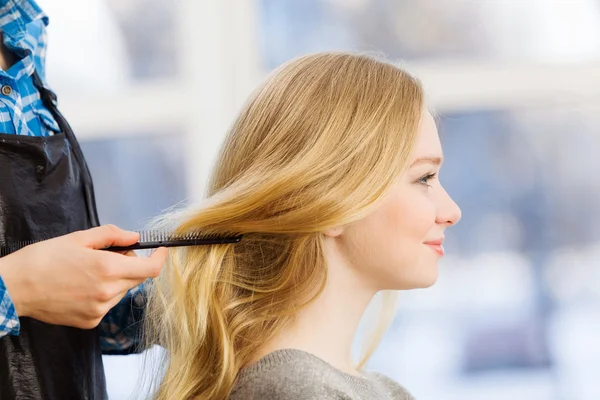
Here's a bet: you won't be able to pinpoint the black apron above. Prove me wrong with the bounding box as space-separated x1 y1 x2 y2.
0 73 106 400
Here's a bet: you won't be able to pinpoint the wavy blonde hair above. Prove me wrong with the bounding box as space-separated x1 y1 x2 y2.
143 52 423 400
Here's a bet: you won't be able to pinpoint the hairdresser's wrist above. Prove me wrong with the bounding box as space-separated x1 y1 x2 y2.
0 254 30 318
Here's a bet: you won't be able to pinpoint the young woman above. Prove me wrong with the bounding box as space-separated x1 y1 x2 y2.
144 52 461 399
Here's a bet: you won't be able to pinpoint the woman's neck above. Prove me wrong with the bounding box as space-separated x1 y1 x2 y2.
255 240 375 375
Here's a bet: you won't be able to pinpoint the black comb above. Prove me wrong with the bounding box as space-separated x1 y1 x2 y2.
0 230 242 257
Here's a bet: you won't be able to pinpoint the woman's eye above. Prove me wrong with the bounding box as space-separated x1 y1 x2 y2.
418 173 437 186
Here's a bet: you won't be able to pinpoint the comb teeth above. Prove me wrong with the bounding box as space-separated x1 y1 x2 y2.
137 230 209 243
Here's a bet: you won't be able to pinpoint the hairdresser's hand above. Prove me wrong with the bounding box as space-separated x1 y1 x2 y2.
0 224 168 329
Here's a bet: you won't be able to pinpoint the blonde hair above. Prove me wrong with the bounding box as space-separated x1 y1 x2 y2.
144 52 423 400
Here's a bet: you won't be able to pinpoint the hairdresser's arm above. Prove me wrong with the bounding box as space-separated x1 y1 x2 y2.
0 225 167 337
99 282 149 354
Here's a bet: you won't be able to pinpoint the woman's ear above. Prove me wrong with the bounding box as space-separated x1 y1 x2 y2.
323 226 344 238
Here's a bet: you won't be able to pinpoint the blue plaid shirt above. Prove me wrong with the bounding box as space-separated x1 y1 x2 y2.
0 0 146 354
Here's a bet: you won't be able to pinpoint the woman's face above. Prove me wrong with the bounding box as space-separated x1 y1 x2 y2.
335 111 461 291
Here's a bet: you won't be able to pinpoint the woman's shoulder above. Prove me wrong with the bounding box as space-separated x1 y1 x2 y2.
368 371 415 400
230 349 414 400
230 349 349 399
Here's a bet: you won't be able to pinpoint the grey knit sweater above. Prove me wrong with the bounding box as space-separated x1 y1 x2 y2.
229 349 415 400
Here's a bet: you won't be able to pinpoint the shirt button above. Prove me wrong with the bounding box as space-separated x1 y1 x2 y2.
1 85 12 96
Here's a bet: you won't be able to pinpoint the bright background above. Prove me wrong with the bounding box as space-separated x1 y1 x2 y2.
36 0 600 399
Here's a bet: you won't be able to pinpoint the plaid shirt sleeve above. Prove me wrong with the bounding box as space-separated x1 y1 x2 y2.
99 282 149 355
0 275 20 338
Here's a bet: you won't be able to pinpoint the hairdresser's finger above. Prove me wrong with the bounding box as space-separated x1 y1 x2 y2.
86 286 137 326
72 224 140 249
114 247 168 280
115 250 137 257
